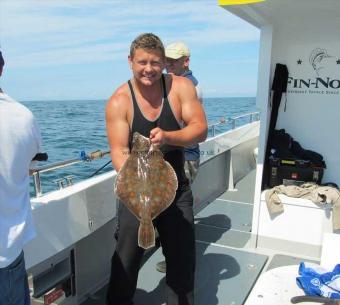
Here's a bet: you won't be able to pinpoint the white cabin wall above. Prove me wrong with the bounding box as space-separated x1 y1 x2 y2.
270 20 340 184
252 10 340 254
220 0 340 256
251 25 273 244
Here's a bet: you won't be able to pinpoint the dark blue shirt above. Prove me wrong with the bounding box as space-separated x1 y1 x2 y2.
182 70 201 161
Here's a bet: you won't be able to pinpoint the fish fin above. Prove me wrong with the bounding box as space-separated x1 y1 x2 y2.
138 220 155 249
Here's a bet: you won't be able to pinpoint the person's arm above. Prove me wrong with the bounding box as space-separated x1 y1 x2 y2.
150 77 207 147
106 89 130 172
29 114 43 176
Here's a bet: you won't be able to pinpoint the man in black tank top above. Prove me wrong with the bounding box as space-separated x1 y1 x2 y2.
105 33 207 305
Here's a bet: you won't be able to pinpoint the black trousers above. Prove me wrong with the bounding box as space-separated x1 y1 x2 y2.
107 188 195 305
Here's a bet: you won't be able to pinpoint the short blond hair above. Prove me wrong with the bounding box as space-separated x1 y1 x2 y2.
130 33 165 58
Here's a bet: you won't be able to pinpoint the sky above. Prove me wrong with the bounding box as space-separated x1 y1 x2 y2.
0 0 260 101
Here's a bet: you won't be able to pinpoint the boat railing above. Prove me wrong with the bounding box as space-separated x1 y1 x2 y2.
31 111 260 197
208 111 259 137
31 150 110 197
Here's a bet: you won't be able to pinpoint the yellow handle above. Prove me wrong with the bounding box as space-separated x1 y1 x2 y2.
218 0 265 5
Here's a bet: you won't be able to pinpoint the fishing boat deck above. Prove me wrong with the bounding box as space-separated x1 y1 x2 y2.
80 166 321 305
82 169 271 305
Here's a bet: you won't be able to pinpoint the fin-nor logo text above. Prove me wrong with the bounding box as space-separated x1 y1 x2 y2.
288 47 340 95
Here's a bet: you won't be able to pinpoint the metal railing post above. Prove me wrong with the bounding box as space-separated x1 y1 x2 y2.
33 171 42 197
231 119 236 129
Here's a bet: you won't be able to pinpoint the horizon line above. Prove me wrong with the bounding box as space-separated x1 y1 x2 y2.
20 96 256 103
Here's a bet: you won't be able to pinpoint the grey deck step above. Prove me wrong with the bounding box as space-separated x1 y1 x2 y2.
267 254 319 271
195 199 252 232
134 242 267 305
195 224 251 248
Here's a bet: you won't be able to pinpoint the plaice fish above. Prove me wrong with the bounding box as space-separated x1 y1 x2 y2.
114 132 178 249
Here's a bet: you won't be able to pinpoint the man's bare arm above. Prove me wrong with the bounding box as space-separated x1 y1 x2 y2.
106 90 130 172
150 77 207 147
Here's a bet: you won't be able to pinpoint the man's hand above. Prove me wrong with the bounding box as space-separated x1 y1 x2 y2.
150 127 168 147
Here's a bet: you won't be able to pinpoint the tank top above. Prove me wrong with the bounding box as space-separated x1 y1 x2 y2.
127 74 189 188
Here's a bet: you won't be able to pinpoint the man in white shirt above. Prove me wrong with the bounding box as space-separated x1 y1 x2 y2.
0 51 42 305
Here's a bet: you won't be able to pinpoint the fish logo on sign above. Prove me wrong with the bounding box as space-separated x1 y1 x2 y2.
309 48 332 76
288 47 340 94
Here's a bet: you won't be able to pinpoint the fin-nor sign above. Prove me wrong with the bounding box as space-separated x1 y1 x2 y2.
288 47 340 95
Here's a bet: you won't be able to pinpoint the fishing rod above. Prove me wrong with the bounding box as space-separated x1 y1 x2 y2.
31 150 110 174
88 160 112 178
31 149 110 197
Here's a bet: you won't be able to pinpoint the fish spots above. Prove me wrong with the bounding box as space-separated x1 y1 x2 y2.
114 132 178 249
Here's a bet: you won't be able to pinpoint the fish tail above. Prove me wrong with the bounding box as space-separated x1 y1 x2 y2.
138 218 155 249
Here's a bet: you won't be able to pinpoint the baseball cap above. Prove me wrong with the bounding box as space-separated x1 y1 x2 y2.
165 42 190 59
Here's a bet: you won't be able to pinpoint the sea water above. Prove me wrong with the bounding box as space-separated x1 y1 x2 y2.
23 97 257 195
